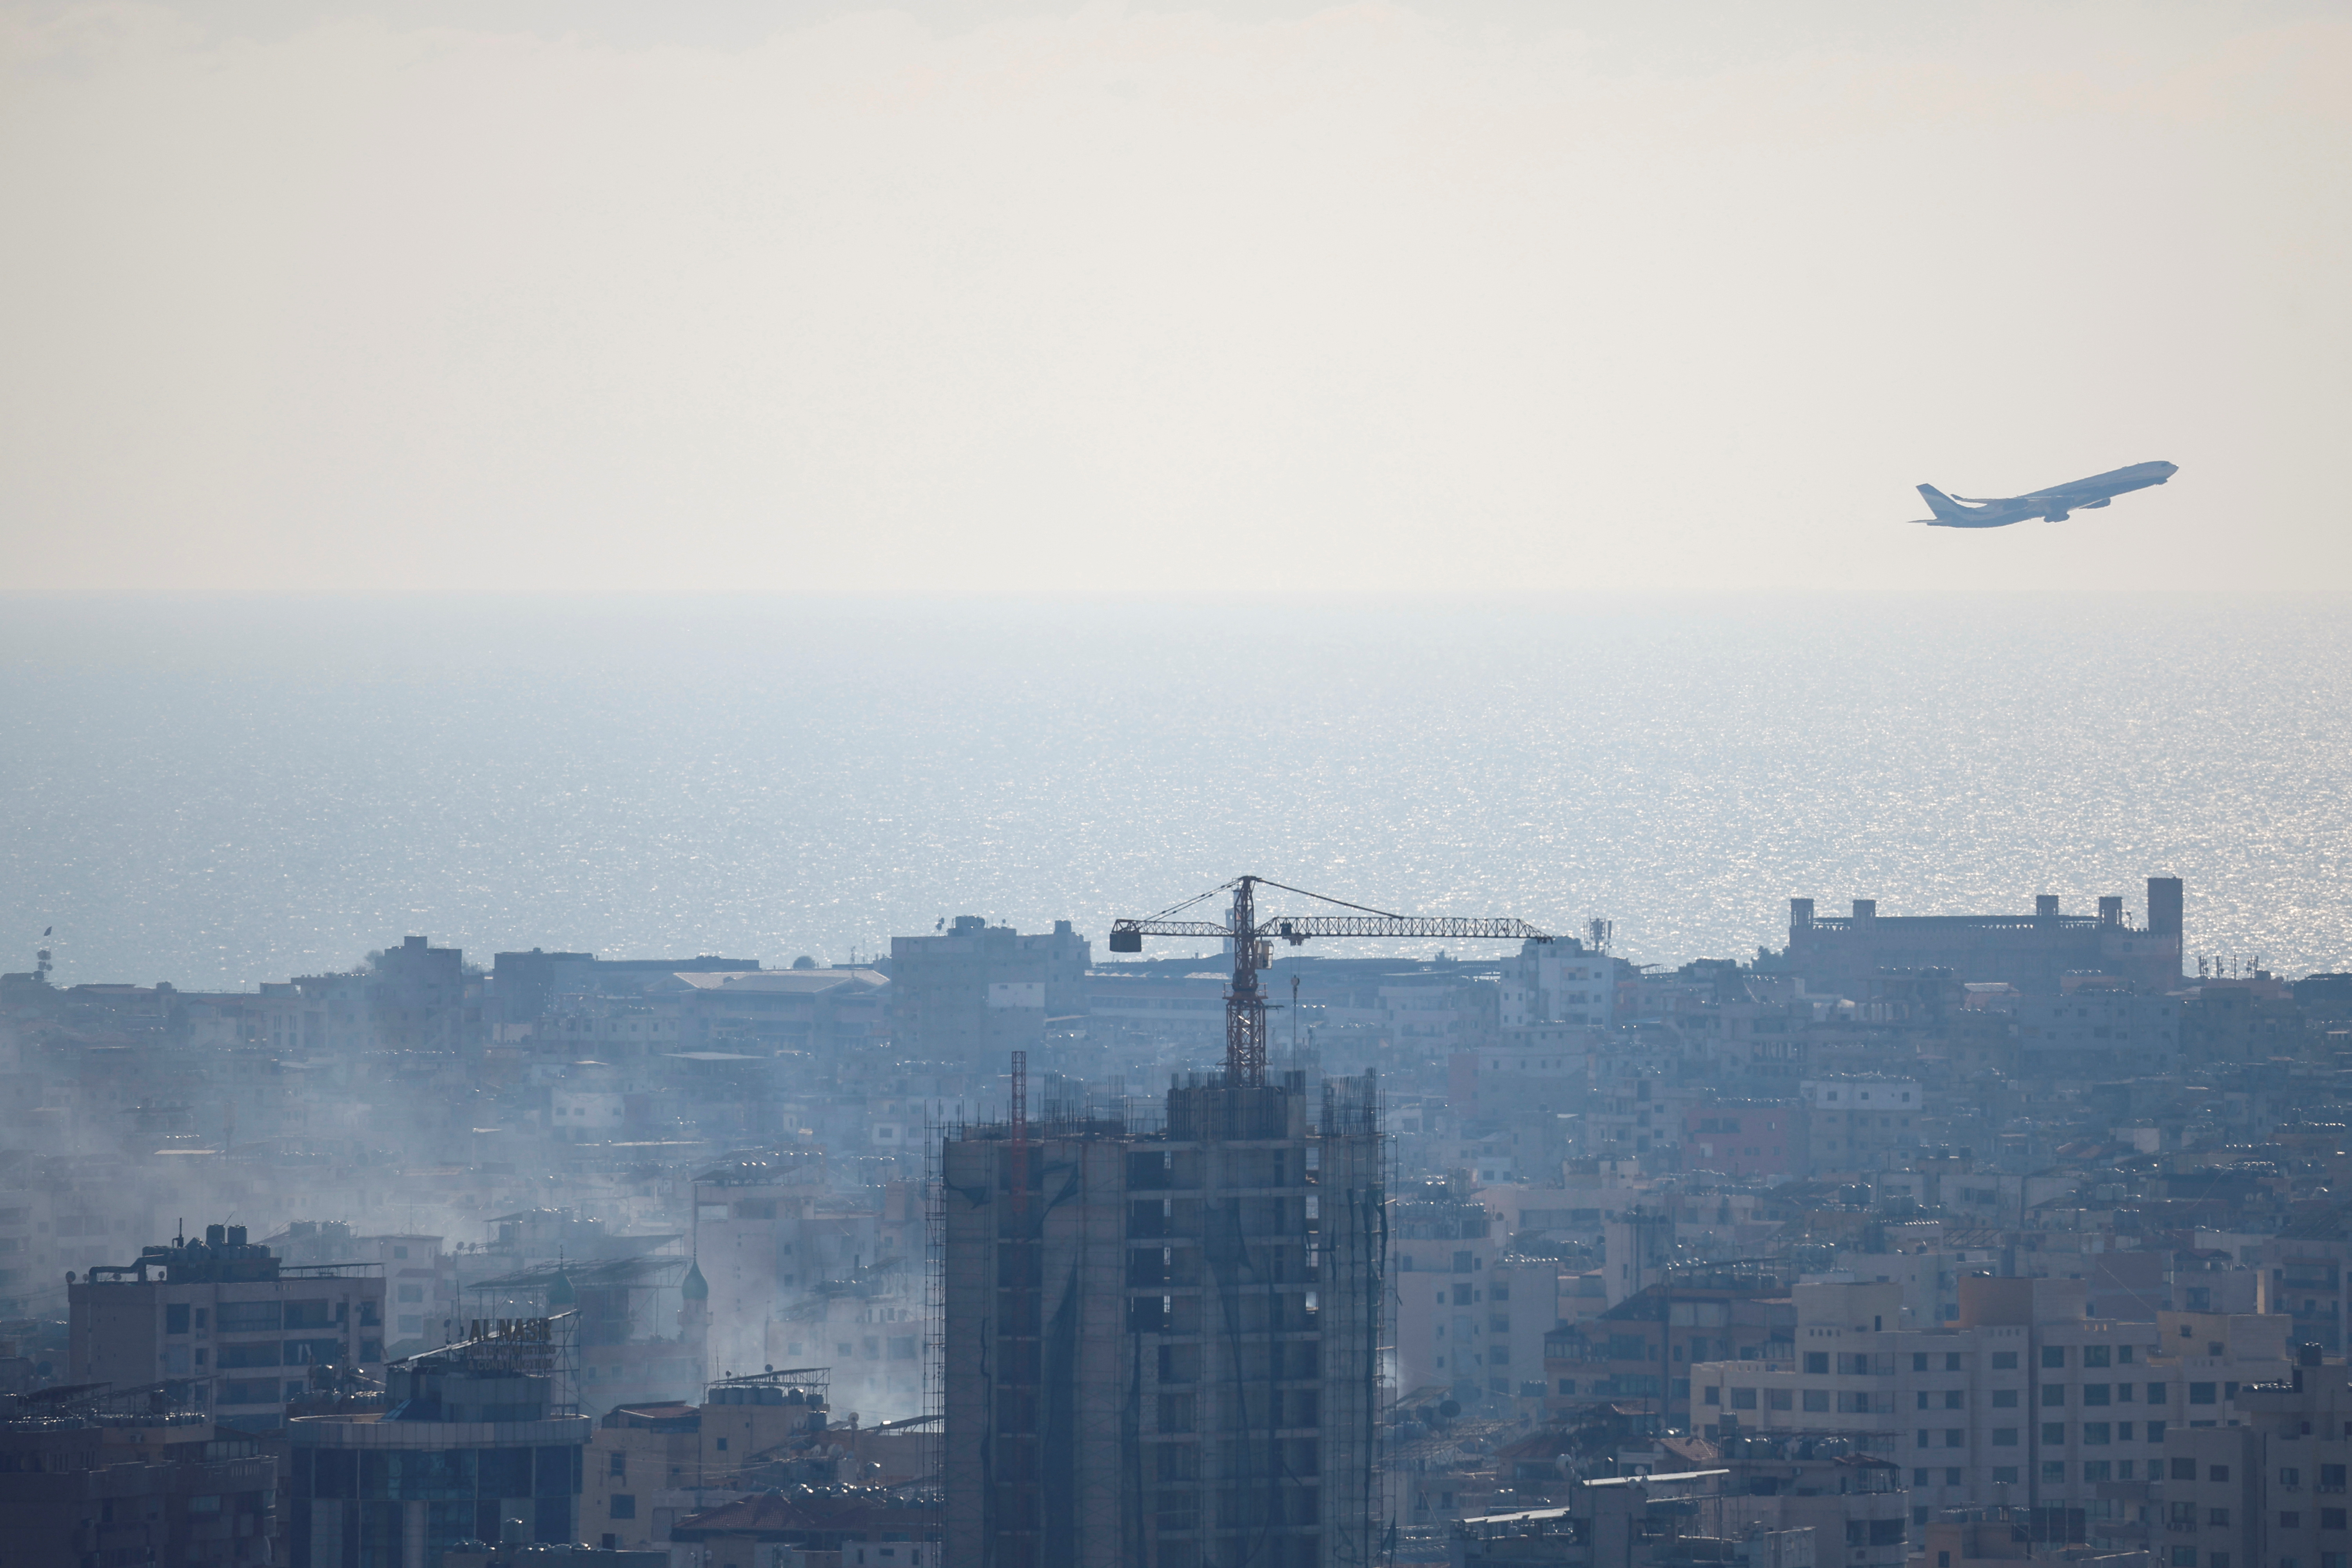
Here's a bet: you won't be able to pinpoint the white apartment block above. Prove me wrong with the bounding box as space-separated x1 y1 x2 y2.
1693 1277 2292 1552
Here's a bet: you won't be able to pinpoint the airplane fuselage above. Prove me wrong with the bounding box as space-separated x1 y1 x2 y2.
1914 460 2177 528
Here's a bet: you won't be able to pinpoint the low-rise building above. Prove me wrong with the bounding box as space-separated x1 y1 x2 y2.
69 1221 387 1432
0 1390 278 1566
287 1316 593 1563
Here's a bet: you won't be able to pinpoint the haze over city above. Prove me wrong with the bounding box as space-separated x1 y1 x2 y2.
4 0 2350 591
2 2 2349 1566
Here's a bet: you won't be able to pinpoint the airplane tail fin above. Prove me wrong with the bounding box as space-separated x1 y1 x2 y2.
1916 484 1975 524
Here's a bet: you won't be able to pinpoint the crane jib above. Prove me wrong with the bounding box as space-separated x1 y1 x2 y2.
1104 875 1551 1083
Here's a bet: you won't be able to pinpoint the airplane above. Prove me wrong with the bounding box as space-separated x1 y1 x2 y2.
1909 460 2178 528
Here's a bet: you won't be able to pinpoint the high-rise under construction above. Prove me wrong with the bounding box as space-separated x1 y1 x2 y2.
942 1069 1385 1568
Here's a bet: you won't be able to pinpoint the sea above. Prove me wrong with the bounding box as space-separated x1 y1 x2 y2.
2 593 2345 991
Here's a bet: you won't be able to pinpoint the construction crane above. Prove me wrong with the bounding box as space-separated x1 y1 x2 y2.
1108 875 1552 1087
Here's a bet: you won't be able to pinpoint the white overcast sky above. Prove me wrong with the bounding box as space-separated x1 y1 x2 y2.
1 0 2345 592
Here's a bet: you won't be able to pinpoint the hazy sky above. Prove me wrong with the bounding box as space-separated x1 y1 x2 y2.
2 0 2345 592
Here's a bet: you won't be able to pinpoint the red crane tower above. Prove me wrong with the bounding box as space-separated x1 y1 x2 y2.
1108 874 1552 1087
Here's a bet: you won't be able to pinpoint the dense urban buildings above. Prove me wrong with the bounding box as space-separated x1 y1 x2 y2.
4 872 2352 1563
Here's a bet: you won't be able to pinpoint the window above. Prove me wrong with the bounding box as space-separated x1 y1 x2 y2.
2083 1461 2111 1482
609 1453 625 1477
1806 1353 1829 1374
1993 1390 2019 1408
1916 1468 1931 1486
2173 1459 2198 1481
610 1495 636 1520
2212 1467 2230 1483
2285 1470 2303 1490
2171 1552 2196 1568
216 1301 281 1332
1919 1392 1933 1410
166 1304 190 1334
2085 1384 2111 1406
2325 1465 2347 1492
2043 1461 2066 1483
1993 1428 2020 1447
2043 1385 2068 1407
1948 1353 1965 1372
2327 1512 2349 1532
1946 1430 1964 1448
2085 1424 2111 1445
1732 1389 1757 1411
2149 1421 2167 1443
2285 1515 2303 1529
1993 1466 2019 1483
1769 1390 1791 1411
2085 1345 2111 1368
1705 1387 1721 1406
1946 1390 1966 1409
2043 1347 2067 1368
2191 1383 2219 1405
2150 1383 2169 1403
2044 1424 2067 1445
1994 1352 2019 1370
2209 1509 2230 1526
1803 1390 1829 1412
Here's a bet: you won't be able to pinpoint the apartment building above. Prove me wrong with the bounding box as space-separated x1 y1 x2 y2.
1498 937 1617 1031
585 1370 833 1551
69 1222 387 1432
2152 1344 2352 1568
287 1319 593 1562
1392 1172 1499 1399
1690 1278 2292 1551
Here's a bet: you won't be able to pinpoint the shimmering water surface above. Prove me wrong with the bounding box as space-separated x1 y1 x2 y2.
2 594 2345 989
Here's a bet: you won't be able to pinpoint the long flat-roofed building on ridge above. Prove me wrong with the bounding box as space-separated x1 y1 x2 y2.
1784 877 2183 996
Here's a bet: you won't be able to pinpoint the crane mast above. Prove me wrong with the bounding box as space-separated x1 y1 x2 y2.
1108 874 1551 1087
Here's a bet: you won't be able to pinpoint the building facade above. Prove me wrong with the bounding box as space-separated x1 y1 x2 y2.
286 1318 593 1564
889 917 1091 1061
941 1071 1384 1568
70 1222 387 1432
1783 880 2184 997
